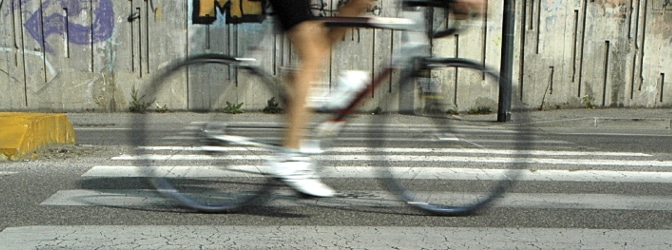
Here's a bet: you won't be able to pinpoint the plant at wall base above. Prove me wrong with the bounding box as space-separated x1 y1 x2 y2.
446 108 459 115
582 94 596 109
371 107 383 115
467 106 492 115
221 101 244 114
444 104 459 115
129 86 156 113
262 97 283 114
155 103 169 113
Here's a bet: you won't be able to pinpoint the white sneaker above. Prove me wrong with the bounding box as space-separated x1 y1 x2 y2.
268 153 335 198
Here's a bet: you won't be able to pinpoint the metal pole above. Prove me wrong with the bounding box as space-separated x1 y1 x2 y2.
498 0 515 122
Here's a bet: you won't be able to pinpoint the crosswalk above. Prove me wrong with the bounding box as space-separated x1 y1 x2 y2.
39 122 672 211
41 152 672 211
3 121 672 248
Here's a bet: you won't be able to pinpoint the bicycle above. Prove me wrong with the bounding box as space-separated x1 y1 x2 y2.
131 0 530 215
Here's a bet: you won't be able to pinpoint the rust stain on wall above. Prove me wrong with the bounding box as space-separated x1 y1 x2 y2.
649 14 672 42
595 0 628 8
594 0 629 17
648 1 672 42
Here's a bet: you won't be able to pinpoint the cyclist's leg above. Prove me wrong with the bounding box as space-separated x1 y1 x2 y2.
283 22 330 150
267 0 335 197
271 0 372 150
267 0 372 198
327 0 374 44
271 23 335 198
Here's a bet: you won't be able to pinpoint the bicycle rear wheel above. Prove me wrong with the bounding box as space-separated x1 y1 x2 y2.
377 58 529 215
131 54 280 212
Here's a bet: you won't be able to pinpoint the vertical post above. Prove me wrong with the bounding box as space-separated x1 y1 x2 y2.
498 0 515 122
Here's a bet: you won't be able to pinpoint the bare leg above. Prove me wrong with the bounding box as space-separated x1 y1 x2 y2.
283 21 331 149
271 0 374 198
283 0 373 149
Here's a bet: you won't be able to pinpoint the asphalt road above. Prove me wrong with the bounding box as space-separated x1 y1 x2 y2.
1 112 672 249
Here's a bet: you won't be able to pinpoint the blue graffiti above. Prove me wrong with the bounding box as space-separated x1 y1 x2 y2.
11 0 114 54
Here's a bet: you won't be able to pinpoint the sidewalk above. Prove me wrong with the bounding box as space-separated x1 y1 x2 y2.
512 108 672 130
2 108 670 160
63 108 672 130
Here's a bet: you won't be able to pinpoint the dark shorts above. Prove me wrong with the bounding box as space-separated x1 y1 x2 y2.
269 0 316 31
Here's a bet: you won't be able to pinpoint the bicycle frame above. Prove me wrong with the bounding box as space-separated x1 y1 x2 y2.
207 1 465 150
137 1 525 215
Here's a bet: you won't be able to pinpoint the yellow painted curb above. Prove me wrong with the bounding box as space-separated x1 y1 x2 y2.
0 113 76 160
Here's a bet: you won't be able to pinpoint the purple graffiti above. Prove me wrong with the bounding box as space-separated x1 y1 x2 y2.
1 0 30 17
19 0 114 54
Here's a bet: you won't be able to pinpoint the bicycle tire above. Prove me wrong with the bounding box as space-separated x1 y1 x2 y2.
376 57 529 215
132 54 280 212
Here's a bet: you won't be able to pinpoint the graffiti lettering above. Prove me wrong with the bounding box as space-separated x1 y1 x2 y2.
192 0 265 24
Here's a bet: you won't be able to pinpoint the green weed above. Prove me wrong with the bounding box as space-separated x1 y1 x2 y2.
262 97 283 114
129 86 155 113
155 103 169 113
221 101 244 114
467 106 492 114
582 94 596 109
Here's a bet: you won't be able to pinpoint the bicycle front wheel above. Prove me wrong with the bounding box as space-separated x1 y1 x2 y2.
377 58 529 215
131 54 280 212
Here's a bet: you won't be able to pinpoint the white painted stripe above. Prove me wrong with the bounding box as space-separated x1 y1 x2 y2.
162 136 204 140
465 139 571 144
161 135 462 143
190 120 519 132
112 154 672 167
2 226 670 249
40 189 672 211
161 135 570 144
74 127 133 131
41 189 170 207
553 132 672 137
437 136 459 141
82 166 672 183
0 171 19 176
135 146 651 157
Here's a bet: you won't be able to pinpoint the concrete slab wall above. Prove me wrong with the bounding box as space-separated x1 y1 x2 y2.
0 0 670 112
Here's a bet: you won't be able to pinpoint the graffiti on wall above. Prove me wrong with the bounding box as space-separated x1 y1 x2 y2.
4 0 115 54
192 0 265 24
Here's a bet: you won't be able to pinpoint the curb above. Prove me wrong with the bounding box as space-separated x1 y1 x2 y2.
0 113 77 160
514 117 672 130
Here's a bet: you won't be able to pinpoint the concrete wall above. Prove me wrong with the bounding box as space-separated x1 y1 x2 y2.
515 0 672 110
1 0 670 113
